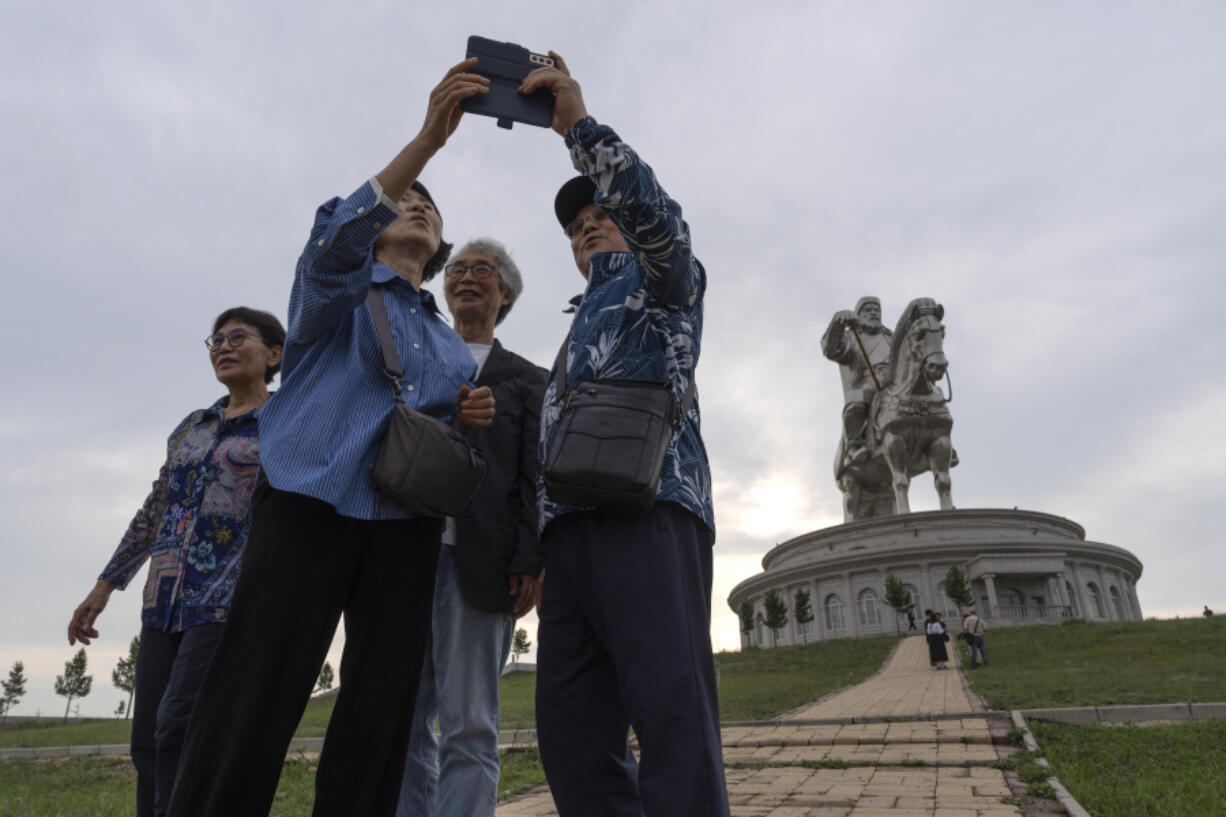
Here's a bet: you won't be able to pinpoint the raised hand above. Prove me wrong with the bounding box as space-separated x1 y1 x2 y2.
519 52 588 136
417 58 490 151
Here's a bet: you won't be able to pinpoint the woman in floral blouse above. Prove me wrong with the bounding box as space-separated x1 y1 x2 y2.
66 306 284 817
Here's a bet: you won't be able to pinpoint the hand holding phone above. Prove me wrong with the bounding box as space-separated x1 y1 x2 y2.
460 36 556 130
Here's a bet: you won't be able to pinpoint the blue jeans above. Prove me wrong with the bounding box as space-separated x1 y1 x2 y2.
970 635 989 667
396 545 513 817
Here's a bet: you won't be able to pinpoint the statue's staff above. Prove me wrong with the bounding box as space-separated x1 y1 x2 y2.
849 321 881 390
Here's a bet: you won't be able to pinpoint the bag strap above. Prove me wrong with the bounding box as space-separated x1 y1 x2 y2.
366 288 406 404
552 331 697 431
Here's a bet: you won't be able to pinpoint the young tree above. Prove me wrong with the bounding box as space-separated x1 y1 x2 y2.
793 589 814 644
882 574 915 635
511 628 531 665
763 589 789 647
112 636 139 719
737 600 755 642
315 661 334 693
943 565 975 616
55 648 93 723
2 661 28 724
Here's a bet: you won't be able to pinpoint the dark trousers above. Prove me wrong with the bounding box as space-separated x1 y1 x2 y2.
166 486 441 817
535 503 730 817
131 623 223 817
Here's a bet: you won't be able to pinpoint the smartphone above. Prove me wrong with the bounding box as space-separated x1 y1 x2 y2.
460 36 555 130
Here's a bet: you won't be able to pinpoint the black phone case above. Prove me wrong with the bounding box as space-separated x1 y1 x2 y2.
460 36 554 130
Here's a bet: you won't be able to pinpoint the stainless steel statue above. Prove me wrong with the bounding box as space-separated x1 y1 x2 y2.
822 297 955 521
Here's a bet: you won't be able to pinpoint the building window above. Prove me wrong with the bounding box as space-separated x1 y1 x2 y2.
1086 583 1105 619
824 594 845 631
1110 586 1126 620
1065 581 1079 617
858 588 882 627
903 584 919 610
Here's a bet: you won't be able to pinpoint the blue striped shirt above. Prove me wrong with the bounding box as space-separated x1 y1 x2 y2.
258 180 476 520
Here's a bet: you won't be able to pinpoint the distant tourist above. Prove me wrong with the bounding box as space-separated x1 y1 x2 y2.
926 611 950 669
962 608 989 669
907 609 917 631
66 306 284 817
1205 605 1214 617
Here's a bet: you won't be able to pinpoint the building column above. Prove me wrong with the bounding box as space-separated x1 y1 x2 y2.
844 574 860 638
812 580 826 642
1126 574 1142 620
1070 564 1088 618
1095 566 1115 620
983 573 1000 619
919 563 933 616
1055 571 1073 615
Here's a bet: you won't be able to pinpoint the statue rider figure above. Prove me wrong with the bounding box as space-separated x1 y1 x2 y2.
822 296 892 474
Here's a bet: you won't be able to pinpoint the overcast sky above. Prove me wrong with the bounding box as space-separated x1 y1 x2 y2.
3 1 1223 718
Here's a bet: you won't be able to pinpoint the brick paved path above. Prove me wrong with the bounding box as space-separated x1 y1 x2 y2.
497 636 1021 816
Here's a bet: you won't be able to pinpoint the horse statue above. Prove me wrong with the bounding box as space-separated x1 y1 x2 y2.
834 297 956 521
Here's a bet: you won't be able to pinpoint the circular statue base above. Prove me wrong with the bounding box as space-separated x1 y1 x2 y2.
728 508 1143 647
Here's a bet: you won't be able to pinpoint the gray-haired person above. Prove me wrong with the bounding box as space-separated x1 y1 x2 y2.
396 238 547 817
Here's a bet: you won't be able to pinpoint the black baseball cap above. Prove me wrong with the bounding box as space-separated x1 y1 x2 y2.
553 176 597 229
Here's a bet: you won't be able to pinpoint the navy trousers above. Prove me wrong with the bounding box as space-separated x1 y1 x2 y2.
535 503 730 817
166 486 441 817
130 623 223 817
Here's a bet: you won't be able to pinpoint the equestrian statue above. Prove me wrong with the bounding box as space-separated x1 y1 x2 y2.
821 297 956 521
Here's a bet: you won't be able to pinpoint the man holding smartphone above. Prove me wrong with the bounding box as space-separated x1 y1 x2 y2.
520 53 731 817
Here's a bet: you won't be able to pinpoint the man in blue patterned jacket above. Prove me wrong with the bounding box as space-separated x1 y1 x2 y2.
520 54 730 817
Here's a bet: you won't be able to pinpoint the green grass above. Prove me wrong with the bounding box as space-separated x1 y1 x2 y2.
714 635 900 721
1031 719 1226 817
2 636 900 751
497 671 538 729
957 616 1226 709
0 748 546 816
0 636 896 812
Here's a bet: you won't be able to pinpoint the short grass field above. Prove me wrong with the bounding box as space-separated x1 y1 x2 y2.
0 635 897 814
956 615 1226 709
957 616 1226 817
1030 719 1226 817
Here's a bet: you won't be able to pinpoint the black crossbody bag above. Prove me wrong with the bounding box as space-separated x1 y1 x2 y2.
543 333 695 510
366 289 487 517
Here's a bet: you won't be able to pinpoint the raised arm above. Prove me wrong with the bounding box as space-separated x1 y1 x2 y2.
521 53 701 308
289 61 489 346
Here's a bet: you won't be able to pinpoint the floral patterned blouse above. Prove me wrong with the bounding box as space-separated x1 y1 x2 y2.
99 397 262 632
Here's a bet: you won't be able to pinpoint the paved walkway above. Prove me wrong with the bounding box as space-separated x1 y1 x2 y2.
497 635 1023 816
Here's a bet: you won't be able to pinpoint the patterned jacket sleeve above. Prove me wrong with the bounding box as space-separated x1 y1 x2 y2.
98 462 170 590
566 117 703 309
288 181 403 347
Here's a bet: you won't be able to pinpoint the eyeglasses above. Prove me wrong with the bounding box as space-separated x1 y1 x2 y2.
564 208 612 239
204 329 262 352
443 262 498 279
